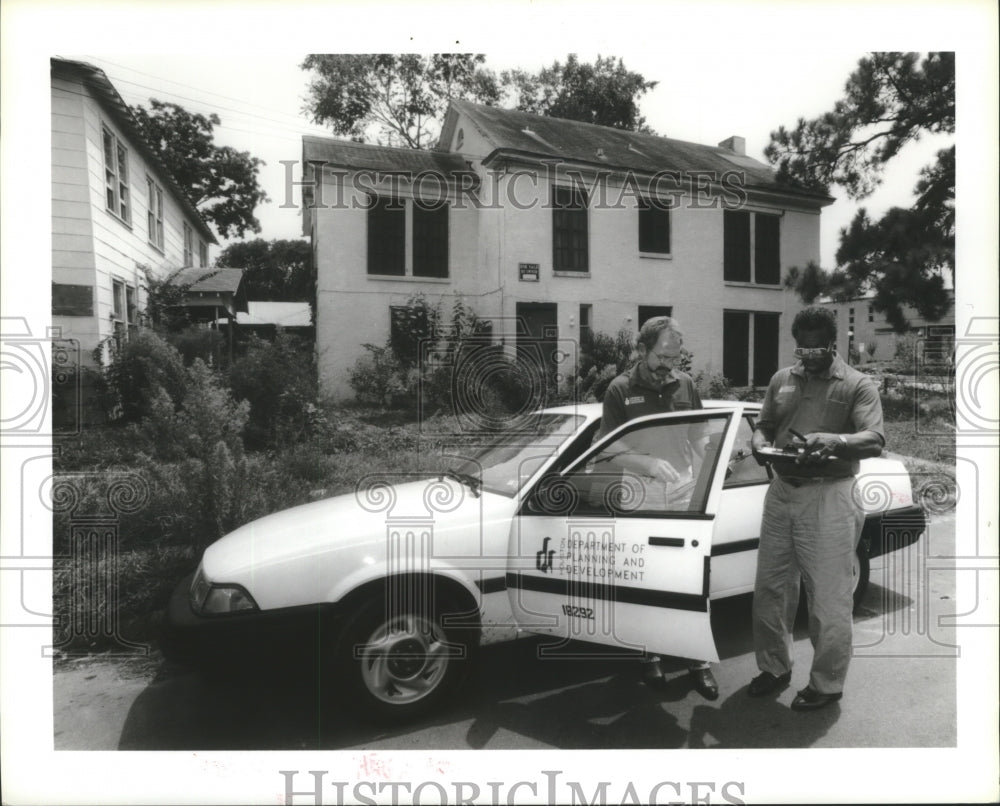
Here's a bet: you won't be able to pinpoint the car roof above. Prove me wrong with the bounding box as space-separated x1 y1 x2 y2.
542 400 759 418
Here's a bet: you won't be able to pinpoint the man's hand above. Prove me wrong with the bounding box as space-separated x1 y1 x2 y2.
751 430 772 466
646 457 680 483
796 432 842 465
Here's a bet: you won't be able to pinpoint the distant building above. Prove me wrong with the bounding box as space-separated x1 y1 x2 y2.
303 100 834 399
51 58 217 365
824 289 955 365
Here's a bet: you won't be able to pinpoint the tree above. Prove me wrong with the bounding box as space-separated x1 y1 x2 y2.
215 239 314 306
766 53 954 331
301 54 500 148
131 100 269 238
501 55 658 132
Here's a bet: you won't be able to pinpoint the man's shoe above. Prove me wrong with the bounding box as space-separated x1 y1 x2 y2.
790 686 842 711
688 667 719 701
748 671 792 697
640 657 667 690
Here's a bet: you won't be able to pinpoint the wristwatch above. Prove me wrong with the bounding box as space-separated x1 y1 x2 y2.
837 434 848 454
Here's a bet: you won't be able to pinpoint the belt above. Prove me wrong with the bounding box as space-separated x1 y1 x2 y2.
777 475 853 488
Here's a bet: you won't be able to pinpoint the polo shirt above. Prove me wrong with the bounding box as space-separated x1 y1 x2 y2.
756 355 885 478
600 363 703 439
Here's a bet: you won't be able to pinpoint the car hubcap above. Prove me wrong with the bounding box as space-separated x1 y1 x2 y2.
359 614 449 705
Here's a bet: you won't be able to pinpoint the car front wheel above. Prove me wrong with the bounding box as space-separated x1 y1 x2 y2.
333 594 476 722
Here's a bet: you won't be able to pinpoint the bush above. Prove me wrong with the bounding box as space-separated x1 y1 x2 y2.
166 326 228 369
97 330 188 423
692 370 735 400
229 332 317 449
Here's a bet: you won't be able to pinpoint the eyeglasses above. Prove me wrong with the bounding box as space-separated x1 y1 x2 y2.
793 344 834 359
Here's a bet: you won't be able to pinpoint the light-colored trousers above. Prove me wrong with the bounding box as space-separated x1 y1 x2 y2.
752 476 865 694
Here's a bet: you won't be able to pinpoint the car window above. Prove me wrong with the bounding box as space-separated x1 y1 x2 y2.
724 415 772 488
529 415 728 517
450 414 587 497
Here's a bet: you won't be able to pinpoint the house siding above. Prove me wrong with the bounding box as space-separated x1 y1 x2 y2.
51 68 213 364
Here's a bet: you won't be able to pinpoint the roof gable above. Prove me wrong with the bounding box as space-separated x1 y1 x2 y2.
51 57 218 244
443 99 832 204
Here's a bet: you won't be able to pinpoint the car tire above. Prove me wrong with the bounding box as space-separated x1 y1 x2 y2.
332 592 477 723
852 546 870 611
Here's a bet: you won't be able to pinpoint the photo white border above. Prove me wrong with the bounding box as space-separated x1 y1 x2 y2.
2 1 997 803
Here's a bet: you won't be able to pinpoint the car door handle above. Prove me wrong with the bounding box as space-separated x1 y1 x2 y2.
648 537 685 547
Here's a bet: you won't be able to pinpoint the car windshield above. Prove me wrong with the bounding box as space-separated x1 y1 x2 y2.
448 413 586 497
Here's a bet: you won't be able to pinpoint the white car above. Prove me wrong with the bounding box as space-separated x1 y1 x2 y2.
162 402 925 721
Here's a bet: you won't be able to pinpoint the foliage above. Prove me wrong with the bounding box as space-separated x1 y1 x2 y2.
893 331 920 371
301 54 500 148
140 266 194 332
214 238 314 311
228 332 317 449
767 53 954 331
501 55 658 132
96 329 188 423
692 370 734 400
131 99 269 238
571 328 635 402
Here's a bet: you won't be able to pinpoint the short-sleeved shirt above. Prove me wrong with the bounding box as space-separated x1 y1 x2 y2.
600 363 703 438
599 364 705 474
756 355 885 478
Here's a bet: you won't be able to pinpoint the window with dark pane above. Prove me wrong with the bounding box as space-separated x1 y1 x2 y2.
367 196 405 276
552 185 588 272
723 210 751 282
579 304 592 349
638 199 670 254
413 200 449 278
754 213 780 284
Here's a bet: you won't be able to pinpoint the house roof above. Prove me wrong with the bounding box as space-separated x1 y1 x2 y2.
236 301 312 328
302 136 478 184
440 99 833 206
51 57 218 244
174 267 245 294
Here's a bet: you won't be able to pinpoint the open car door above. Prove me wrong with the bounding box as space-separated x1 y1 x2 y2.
506 410 738 662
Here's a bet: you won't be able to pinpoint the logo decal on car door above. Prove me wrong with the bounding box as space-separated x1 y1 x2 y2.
535 537 555 573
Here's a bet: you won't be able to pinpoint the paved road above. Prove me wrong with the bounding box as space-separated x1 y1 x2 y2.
54 512 957 750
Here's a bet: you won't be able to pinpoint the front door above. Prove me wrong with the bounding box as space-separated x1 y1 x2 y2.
515 302 559 389
507 411 737 662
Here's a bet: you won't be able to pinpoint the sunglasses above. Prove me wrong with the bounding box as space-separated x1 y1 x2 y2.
793 344 834 359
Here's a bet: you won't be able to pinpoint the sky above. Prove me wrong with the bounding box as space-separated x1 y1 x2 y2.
70 50 950 270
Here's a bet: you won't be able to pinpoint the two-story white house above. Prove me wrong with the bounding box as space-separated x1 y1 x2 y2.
303 100 833 399
51 57 218 366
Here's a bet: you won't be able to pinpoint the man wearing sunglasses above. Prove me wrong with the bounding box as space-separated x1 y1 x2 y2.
748 306 885 710
599 316 718 700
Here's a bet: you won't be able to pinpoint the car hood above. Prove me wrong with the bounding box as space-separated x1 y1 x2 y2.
201 477 513 582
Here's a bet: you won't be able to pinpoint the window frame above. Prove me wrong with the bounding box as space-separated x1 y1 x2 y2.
753 213 781 285
412 199 449 278
637 197 671 255
146 175 164 251
724 209 782 286
367 195 406 276
552 184 589 273
199 240 209 268
102 126 131 225
183 222 194 267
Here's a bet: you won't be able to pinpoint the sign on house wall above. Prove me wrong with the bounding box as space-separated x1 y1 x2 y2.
519 263 539 282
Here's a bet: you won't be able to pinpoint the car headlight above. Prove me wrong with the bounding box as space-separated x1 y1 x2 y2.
189 563 259 615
